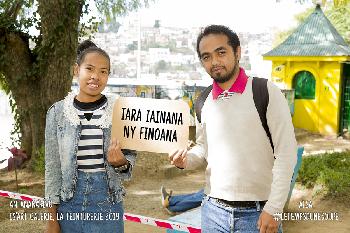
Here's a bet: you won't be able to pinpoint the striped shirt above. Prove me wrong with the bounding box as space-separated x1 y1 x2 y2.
74 96 107 172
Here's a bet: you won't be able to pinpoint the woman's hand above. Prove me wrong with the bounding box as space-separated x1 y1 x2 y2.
45 220 60 233
107 138 128 167
45 205 60 233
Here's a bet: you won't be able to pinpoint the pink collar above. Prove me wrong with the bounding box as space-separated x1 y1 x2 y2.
212 68 248 100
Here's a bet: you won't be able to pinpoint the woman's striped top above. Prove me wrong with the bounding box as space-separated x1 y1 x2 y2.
73 96 107 172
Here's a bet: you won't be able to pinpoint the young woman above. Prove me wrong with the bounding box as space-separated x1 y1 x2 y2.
45 40 136 233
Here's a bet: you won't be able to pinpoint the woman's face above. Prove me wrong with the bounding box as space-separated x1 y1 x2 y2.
75 52 110 102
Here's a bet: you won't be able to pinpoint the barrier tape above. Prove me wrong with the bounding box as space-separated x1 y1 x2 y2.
0 190 201 233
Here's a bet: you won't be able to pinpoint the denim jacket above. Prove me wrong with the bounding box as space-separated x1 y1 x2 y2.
45 92 136 204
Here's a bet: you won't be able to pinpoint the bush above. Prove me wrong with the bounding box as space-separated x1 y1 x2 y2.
297 155 324 188
33 146 45 175
319 167 350 198
297 151 350 198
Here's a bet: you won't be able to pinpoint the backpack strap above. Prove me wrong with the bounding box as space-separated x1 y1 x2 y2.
194 78 274 152
195 85 212 124
252 77 274 152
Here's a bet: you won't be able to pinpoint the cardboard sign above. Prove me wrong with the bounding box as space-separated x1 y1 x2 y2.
111 97 190 153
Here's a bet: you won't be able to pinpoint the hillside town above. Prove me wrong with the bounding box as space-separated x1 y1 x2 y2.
93 13 274 85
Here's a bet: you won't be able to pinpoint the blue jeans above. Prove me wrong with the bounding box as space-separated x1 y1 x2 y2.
201 196 283 233
57 171 124 233
168 189 204 212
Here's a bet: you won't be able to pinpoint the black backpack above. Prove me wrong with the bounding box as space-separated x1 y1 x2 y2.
194 77 274 151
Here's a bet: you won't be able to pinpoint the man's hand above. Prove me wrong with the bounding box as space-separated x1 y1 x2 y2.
169 149 188 169
107 138 127 167
257 211 279 233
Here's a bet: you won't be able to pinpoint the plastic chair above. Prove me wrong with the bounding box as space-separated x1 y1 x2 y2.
285 146 304 209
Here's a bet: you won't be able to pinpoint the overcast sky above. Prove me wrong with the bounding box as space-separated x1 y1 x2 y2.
129 0 314 33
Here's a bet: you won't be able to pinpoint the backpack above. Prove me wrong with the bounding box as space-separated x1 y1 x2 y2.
194 77 274 151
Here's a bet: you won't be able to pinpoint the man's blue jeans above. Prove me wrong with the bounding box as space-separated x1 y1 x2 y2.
168 189 204 212
201 196 283 233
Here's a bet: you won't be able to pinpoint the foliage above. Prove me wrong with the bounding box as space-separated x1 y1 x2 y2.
0 0 149 167
95 0 150 22
0 73 9 93
280 0 350 7
154 19 160 28
326 4 350 43
156 60 168 70
297 151 350 198
127 41 138 51
274 1 350 45
98 17 121 33
32 146 45 174
154 60 169 75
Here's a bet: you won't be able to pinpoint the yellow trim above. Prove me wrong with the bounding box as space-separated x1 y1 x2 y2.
263 56 350 62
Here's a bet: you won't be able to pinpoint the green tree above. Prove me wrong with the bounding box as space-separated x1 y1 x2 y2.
274 1 350 46
0 0 148 168
273 7 314 46
154 19 160 28
98 16 122 33
127 41 138 51
154 60 168 75
284 0 350 7
327 4 350 43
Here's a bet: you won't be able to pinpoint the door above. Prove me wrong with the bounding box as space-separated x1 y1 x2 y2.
340 63 350 134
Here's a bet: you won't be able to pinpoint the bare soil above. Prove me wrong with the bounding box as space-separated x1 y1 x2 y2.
0 128 349 233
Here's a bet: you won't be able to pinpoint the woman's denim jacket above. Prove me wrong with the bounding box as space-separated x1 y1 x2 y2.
45 92 136 204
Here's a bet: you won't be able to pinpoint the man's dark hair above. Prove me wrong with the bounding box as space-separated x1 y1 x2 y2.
196 25 240 59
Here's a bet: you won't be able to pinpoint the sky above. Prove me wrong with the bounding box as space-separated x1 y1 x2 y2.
126 0 314 33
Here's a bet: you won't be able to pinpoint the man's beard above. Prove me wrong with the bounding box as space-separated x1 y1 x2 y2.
211 62 239 84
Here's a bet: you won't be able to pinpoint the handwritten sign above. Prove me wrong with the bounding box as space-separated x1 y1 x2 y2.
111 97 190 153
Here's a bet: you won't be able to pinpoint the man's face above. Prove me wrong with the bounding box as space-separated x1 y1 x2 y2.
198 34 241 83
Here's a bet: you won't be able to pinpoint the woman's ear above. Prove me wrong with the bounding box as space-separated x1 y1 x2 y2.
73 63 79 79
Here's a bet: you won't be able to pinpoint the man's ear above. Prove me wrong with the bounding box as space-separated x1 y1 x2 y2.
235 46 242 61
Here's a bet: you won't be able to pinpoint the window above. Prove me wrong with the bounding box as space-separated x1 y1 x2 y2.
292 71 316 99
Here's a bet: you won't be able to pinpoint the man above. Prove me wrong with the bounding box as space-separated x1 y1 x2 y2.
169 25 297 233
160 186 204 214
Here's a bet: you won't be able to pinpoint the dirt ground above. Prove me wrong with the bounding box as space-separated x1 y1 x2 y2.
0 128 350 233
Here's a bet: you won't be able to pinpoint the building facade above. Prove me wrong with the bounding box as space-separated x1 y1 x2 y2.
264 5 350 135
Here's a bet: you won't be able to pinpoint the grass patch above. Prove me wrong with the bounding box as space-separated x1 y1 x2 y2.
297 151 350 199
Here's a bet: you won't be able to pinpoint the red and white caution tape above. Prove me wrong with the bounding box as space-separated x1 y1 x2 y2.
123 212 200 233
0 190 201 233
0 190 42 202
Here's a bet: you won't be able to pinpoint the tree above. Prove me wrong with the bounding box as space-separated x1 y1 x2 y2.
283 0 350 7
273 7 314 46
274 1 350 46
155 60 168 74
326 4 350 43
98 17 122 33
154 19 160 28
0 0 148 169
